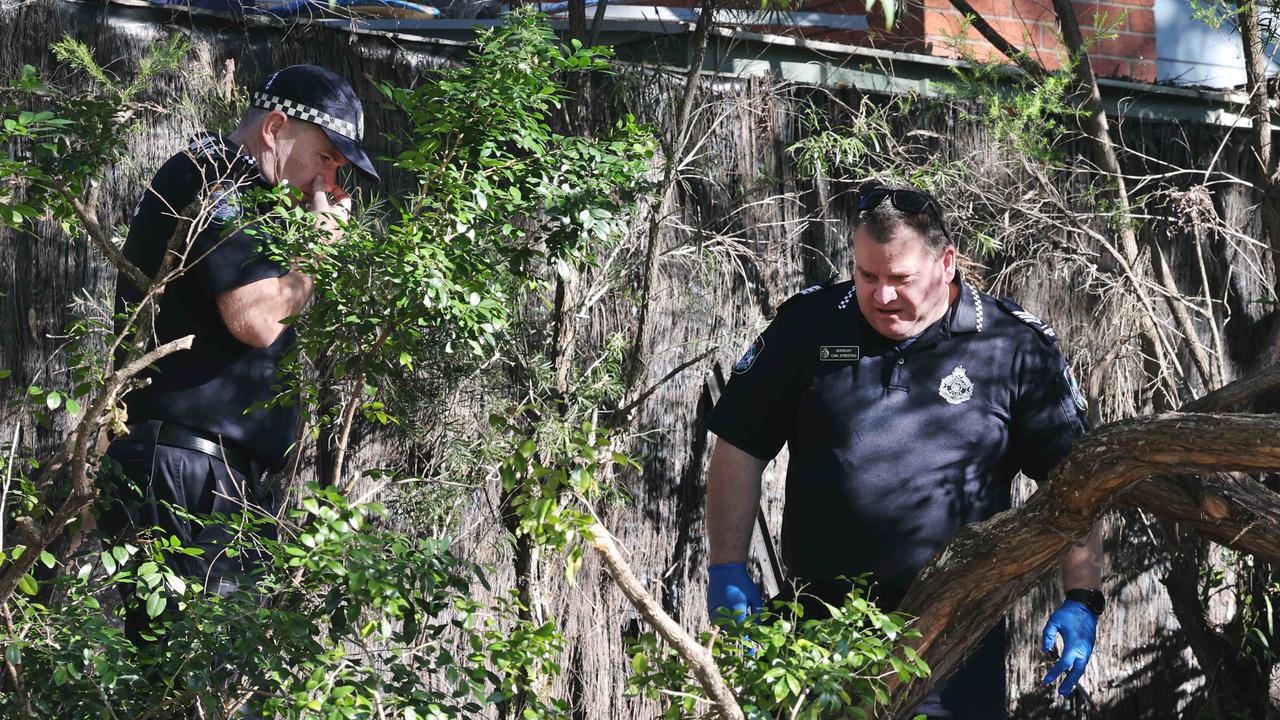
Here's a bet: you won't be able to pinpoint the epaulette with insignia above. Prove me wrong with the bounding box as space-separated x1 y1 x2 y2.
776 274 839 313
995 297 1058 344
188 135 229 162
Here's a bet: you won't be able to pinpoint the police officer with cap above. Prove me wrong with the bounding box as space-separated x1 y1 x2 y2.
704 182 1105 718
102 65 378 616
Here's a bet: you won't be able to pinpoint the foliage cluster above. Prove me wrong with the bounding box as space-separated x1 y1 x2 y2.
629 582 929 720
257 11 655 462
0 35 188 229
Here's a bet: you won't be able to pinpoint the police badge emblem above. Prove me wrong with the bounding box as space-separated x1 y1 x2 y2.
733 335 764 375
205 180 242 223
939 365 974 405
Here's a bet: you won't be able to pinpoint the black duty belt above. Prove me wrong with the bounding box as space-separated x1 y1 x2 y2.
137 423 254 477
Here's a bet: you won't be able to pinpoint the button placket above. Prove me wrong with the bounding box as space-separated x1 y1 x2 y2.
889 353 909 391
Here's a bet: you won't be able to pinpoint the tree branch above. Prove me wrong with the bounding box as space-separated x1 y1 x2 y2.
945 0 1046 78
1049 0 1217 394
587 520 744 720
1235 0 1280 284
57 187 151 294
0 334 193 606
623 0 716 400
885 412 1280 717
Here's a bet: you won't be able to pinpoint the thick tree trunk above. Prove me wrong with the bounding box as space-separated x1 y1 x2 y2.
1237 0 1280 282
888 412 1280 717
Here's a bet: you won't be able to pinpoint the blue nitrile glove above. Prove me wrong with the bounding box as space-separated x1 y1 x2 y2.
707 562 762 624
1041 599 1098 696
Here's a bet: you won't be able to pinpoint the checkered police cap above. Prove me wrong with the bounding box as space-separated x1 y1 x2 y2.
252 91 362 141
251 64 379 182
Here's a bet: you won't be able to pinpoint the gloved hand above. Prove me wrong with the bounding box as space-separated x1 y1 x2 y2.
707 562 762 624
1041 599 1098 696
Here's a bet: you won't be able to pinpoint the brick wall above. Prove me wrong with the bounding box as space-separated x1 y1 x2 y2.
651 0 1158 82
920 0 1157 81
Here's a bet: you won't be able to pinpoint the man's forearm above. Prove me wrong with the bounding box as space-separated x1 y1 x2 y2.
1062 521 1103 590
278 269 315 318
217 270 315 349
706 438 766 565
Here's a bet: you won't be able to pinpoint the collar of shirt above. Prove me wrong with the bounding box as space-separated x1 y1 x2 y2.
190 133 270 190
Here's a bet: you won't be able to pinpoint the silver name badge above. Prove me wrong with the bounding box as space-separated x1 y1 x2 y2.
819 346 860 361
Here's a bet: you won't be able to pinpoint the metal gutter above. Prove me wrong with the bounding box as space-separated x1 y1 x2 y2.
611 24 1270 129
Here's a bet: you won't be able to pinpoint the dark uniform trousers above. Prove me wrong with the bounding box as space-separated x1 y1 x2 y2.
100 420 279 591
98 419 279 718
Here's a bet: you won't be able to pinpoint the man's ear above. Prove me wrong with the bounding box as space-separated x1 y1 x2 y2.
260 110 288 150
941 244 957 281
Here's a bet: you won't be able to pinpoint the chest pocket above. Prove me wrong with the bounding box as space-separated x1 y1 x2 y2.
795 353 1010 453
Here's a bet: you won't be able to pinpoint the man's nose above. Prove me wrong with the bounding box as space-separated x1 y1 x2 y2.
874 284 897 305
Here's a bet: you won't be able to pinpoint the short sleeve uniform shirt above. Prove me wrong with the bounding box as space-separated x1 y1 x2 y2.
115 134 298 469
708 276 1089 607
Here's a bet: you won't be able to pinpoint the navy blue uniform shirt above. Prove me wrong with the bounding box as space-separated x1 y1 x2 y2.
707 275 1089 718
115 134 298 469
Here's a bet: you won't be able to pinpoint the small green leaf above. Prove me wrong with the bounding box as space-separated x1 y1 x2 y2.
164 574 187 595
4 644 20 666
145 592 167 618
17 574 37 596
45 391 61 410
38 550 55 569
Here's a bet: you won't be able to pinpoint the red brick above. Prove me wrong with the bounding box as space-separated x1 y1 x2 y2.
1127 7 1155 33
1074 1 1127 28
983 0 1018 18
1010 0 1056 23
1039 51 1065 70
1039 22 1063 48
1128 59 1156 80
1097 31 1154 58
1089 56 1127 77
928 10 1045 46
803 0 867 13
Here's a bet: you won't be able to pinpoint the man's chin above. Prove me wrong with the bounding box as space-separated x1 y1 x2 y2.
871 320 913 341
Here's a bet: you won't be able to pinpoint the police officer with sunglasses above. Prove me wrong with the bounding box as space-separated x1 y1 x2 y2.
99 66 378 637
705 181 1104 718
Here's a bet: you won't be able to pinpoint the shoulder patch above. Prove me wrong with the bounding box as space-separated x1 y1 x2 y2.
204 180 242 223
732 335 765 375
776 275 839 313
996 297 1058 345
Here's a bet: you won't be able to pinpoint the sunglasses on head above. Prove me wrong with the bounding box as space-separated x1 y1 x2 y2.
856 183 953 241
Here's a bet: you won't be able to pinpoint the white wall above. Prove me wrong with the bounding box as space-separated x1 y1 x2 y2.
1155 0 1277 87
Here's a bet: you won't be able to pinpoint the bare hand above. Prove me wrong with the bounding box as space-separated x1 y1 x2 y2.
309 174 352 243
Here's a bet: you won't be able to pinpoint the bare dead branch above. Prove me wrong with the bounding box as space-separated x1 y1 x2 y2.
587 520 745 720
0 333 192 606
58 188 151 294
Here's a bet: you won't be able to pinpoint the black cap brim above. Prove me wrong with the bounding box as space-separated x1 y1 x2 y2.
322 127 380 183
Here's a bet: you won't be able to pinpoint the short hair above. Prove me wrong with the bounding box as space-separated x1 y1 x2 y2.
855 182 954 256
235 106 269 133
